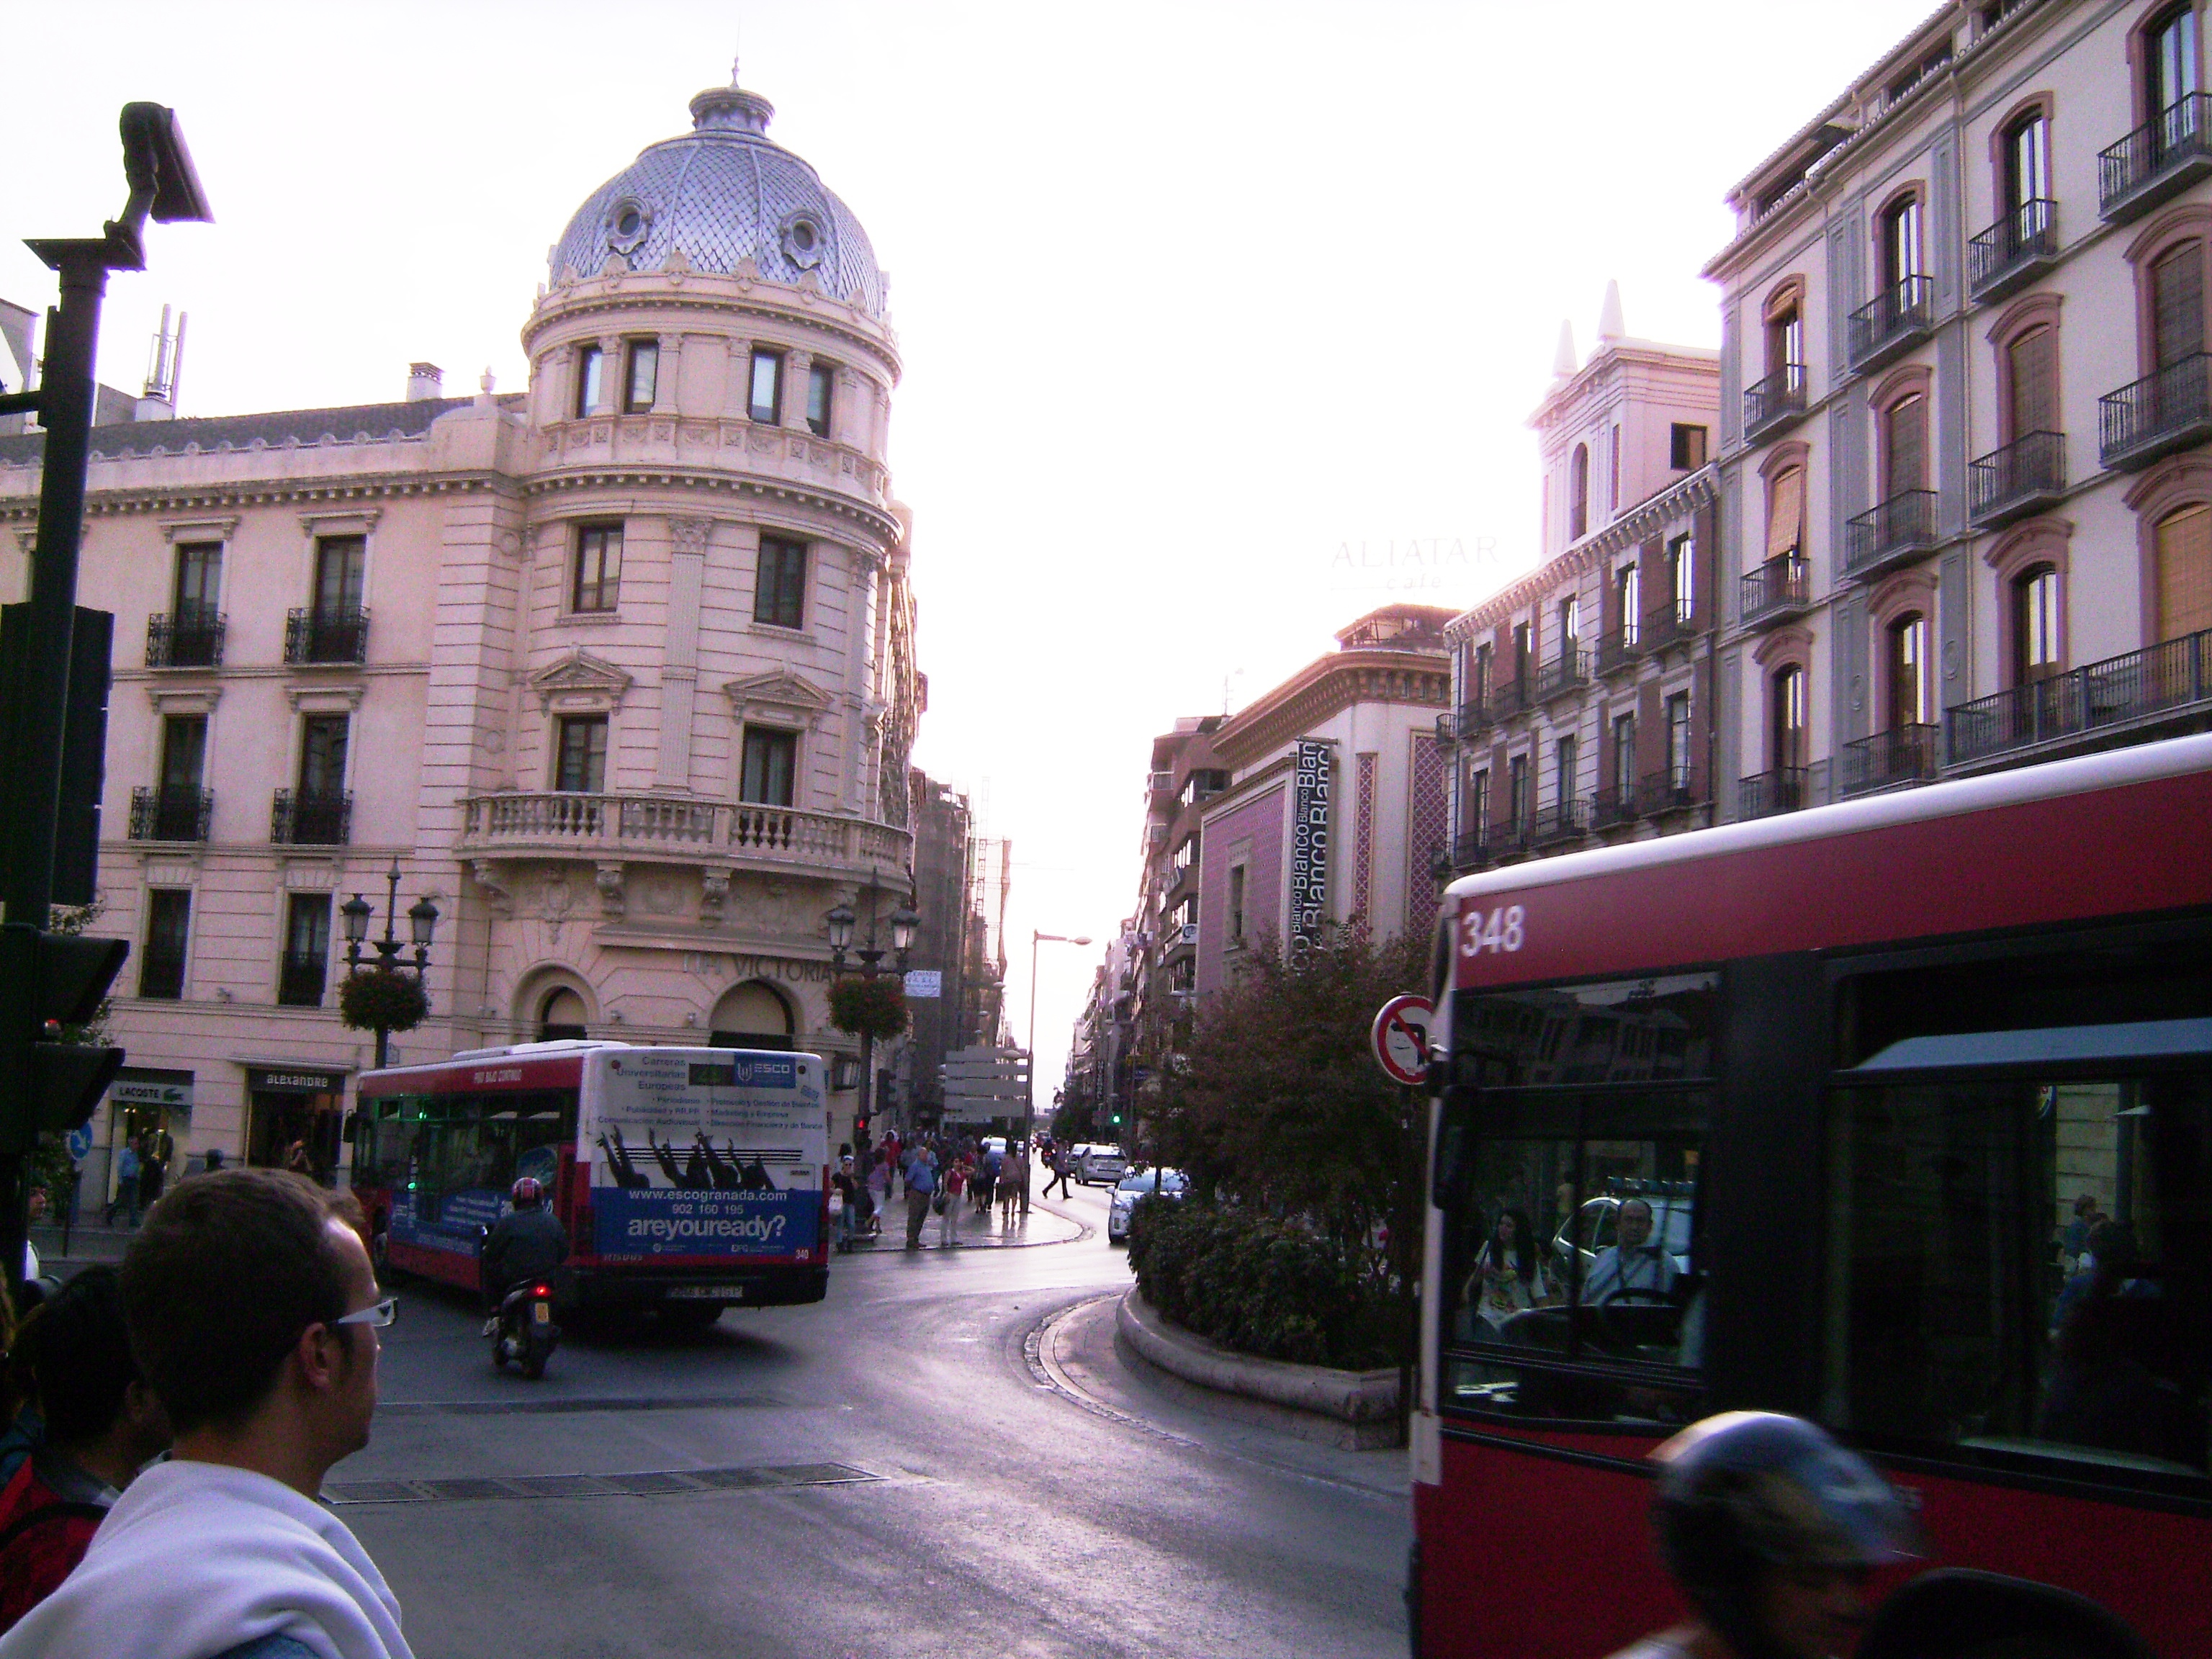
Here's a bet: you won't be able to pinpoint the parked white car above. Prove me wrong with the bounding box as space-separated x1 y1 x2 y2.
1107 1168 1187 1244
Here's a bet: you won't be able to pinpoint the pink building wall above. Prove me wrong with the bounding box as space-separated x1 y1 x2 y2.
1195 783 1284 996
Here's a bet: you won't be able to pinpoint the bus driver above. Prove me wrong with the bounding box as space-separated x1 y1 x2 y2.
1583 1197 1679 1305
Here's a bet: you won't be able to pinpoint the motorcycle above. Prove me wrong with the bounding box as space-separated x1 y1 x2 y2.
490 1278 560 1379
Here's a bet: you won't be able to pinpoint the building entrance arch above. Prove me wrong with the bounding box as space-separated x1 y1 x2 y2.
711 979 796 1051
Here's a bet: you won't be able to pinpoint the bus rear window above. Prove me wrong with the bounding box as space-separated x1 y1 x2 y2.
1455 974 1719 1086
1826 1073 2210 1487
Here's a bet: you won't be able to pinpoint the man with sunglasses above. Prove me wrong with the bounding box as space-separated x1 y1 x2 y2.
0 1170 412 1659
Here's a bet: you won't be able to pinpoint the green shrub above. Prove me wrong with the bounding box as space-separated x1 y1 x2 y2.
1127 1197 1399 1370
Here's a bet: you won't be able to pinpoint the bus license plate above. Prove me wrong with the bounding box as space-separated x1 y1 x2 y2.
532 1302 551 1324
665 1286 737 1300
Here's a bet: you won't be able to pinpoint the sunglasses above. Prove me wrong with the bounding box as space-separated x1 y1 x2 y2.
333 1296 398 1329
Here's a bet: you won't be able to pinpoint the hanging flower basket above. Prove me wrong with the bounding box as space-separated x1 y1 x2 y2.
829 973 907 1040
338 966 431 1035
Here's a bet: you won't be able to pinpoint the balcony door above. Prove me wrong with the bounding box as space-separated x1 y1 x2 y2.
1771 667 1806 771
2155 503 2212 642
740 727 797 806
298 715 349 800
161 715 207 796
1553 734 1578 812
2153 242 2206 371
281 894 332 1008
314 536 366 622
1884 393 1928 498
2004 112 2050 214
1665 691 1692 791
2007 326 2058 441
174 542 220 622
1611 713 1635 800
1617 562 1641 646
1506 754 1529 833
2147 4 2200 125
1887 614 1929 729
1881 197 1924 293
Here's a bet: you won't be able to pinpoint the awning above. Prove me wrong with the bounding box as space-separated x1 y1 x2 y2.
1847 1017 2212 1075
1766 468 1803 562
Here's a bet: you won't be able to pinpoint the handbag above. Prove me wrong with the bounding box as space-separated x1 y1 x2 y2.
930 1190 948 1215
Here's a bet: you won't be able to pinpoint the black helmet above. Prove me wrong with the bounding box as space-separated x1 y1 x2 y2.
1653 1413 1920 1658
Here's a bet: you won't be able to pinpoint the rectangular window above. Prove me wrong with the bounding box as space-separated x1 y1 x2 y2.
749 349 784 424
1767 307 1804 376
2152 242 2204 368
572 523 623 613
623 339 658 413
2017 568 2062 681
161 714 207 792
2006 114 2050 210
755 535 807 629
313 536 367 621
297 714 349 799
1885 395 1928 496
1768 468 1806 562
1511 621 1532 686
575 344 603 417
554 715 608 794
140 889 190 1000
1884 197 1925 288
1772 668 1805 770
739 727 797 806
1617 564 1640 646
1558 595 1580 647
1473 643 1493 702
1669 536 1694 624
2008 326 2059 440
1469 768 1491 833
1172 833 1197 871
1889 616 1930 728
1228 865 1247 940
1827 1073 2209 1483
1669 423 1708 470
1612 713 1636 796
1665 691 1692 788
174 541 222 620
1507 754 1529 831
806 361 834 436
1553 734 1578 805
279 894 331 1008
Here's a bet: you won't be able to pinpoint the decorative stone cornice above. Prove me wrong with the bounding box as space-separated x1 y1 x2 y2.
723 667 834 730
0 473 513 523
519 467 900 544
1212 649 1450 770
531 649 633 711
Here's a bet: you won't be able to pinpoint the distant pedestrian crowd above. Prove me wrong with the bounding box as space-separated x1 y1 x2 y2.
827 1129 1076 1251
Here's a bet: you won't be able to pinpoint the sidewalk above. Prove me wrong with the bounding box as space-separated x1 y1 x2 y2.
30 1210 138 1271
834 1190 1087 1253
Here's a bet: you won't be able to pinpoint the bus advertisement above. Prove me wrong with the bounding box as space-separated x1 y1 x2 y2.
355 1041 832 1320
1411 734 2212 1658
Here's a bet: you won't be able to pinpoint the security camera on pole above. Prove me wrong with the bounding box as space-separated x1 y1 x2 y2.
0 106 213 1293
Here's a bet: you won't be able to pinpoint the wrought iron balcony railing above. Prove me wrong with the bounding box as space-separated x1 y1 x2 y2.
129 786 213 843
1642 601 1697 655
1840 723 1941 797
1434 711 1455 745
1743 364 1808 441
1637 769 1699 817
1740 554 1811 628
1434 828 1494 876
1589 787 1640 830
284 606 370 665
137 945 186 1002
2098 92 2212 222
1843 489 1940 581
145 611 225 669
271 788 352 846
2099 354 2212 471
1968 198 2058 302
1946 624 2212 768
277 950 329 1008
1968 431 2066 527
1595 626 1642 676
1847 275 1936 373
1533 647 1586 703
1738 767 1809 821
1532 799 1588 846
1455 698 1488 740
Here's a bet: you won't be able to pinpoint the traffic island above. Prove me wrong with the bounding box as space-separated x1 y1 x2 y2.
1115 1289 1400 1449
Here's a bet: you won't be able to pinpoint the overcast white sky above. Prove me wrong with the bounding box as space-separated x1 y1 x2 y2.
4 1 1935 1086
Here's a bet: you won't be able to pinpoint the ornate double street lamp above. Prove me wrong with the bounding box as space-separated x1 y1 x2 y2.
825 876 918 1141
338 862 439 1070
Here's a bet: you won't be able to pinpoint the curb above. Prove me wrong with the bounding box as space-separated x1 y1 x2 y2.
1115 1290 1400 1435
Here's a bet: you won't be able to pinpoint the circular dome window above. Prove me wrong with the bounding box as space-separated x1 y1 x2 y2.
779 212 826 269
604 197 652 256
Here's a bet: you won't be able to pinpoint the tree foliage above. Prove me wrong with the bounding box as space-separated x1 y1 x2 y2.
338 966 430 1034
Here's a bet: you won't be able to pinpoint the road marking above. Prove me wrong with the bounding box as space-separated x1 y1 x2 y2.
323 1461 881 1506
377 1393 785 1418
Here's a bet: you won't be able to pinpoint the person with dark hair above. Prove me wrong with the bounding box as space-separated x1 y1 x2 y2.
0 1267 171 1631
1607 1411 1920 1659
0 1169 412 1659
1465 1208 1555 1335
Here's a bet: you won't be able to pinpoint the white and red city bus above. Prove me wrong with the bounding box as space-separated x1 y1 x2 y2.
1413 733 2212 1658
354 1040 832 1323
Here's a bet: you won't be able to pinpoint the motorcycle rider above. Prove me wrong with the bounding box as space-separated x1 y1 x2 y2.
1606 1411 1920 1659
479 1177 569 1339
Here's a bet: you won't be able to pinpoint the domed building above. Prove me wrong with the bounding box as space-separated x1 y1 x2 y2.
0 72 925 1187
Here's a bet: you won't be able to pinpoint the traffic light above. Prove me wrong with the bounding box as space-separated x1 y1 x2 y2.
0 923 129 1154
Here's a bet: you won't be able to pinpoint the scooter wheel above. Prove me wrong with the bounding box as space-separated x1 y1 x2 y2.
521 1350 547 1380
492 1343 511 1372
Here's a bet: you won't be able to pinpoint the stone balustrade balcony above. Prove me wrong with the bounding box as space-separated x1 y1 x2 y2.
459 791 911 877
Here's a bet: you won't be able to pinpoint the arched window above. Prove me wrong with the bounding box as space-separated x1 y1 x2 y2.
1881 194 1925 293
2156 500 2212 641
2014 564 2062 682
2005 324 2059 441
538 987 588 1042
1887 612 1930 729
2152 239 2206 368
1570 444 1591 541
711 979 796 1051
1765 288 1804 377
2004 109 2051 213
2146 3 2200 122
1771 665 1806 770
1883 392 1928 498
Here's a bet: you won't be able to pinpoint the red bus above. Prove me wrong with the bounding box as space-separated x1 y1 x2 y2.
1411 733 2212 1657
354 1040 832 1323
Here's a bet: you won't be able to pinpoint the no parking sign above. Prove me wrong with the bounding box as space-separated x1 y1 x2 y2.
1368 994 1434 1087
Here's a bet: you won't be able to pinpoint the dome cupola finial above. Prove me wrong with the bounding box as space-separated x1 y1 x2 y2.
690 57 774 136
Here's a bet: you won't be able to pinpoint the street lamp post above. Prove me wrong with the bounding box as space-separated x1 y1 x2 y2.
827 874 917 1146
1024 930 1091 1216
341 860 439 1070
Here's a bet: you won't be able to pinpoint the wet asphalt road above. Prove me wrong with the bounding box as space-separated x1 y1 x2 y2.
337 1180 1412 1659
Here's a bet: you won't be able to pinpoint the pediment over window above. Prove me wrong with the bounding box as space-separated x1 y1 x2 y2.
532 649 633 712
722 667 834 729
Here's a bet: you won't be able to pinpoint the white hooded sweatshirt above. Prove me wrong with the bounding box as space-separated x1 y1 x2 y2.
0 1460 411 1659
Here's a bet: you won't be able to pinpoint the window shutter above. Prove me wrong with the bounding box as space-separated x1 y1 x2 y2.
1885 396 1928 495
2008 328 2057 436
1766 469 1804 561
2157 502 2212 641
2153 243 2205 368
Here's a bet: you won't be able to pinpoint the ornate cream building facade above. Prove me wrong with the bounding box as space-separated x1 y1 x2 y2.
0 73 924 1189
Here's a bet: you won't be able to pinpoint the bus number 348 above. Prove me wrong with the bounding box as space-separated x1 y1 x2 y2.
1460 904 1525 956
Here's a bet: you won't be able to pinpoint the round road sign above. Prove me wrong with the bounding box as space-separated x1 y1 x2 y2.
1369 994 1434 1087
65 1126 94 1162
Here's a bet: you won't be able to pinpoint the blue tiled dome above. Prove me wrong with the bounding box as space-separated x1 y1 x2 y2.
549 81 886 318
